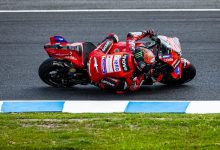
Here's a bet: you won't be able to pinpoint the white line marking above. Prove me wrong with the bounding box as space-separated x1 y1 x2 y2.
186 101 220 114
63 101 129 113
0 9 220 13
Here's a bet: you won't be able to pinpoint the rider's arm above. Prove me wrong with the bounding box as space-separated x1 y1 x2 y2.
96 33 119 54
98 77 127 91
98 75 145 92
96 39 113 54
126 30 155 52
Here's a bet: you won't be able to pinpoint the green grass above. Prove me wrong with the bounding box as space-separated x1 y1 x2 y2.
0 113 220 150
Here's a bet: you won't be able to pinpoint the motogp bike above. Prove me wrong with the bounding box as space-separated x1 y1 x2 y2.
38 35 196 88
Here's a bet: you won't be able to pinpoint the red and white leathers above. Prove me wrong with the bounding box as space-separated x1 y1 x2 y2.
126 30 154 52
87 31 155 92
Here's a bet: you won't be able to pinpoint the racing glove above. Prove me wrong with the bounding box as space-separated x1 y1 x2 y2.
143 29 155 38
129 75 145 91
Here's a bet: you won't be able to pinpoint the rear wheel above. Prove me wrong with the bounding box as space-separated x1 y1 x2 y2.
38 58 76 88
160 63 196 85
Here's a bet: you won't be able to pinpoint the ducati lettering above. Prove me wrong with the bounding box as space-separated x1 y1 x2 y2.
101 40 111 52
113 55 121 72
121 54 130 72
101 56 106 74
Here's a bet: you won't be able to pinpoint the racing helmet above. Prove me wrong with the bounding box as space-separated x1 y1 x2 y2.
134 47 155 72
142 47 155 65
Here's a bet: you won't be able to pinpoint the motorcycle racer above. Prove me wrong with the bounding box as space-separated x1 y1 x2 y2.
87 30 156 92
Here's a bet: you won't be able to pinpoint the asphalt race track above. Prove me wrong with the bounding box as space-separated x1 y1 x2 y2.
0 11 220 100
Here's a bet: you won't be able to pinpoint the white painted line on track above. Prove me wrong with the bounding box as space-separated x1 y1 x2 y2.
0 9 220 13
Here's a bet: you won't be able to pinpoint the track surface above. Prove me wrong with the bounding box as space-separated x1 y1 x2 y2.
0 11 220 100
0 0 219 10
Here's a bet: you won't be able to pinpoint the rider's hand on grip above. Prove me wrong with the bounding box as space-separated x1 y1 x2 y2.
144 29 155 38
130 75 144 91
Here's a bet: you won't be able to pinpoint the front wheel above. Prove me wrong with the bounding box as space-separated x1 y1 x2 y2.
38 58 76 88
160 63 196 85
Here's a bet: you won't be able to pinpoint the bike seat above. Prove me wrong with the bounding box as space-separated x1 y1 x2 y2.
83 42 96 68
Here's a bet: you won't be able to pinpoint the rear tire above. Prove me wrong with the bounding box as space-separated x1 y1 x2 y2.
38 58 75 88
160 63 196 85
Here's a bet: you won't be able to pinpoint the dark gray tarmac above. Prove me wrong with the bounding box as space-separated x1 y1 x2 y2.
0 0 219 10
0 11 220 100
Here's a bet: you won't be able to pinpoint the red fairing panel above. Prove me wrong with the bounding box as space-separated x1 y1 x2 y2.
88 50 135 83
45 42 85 69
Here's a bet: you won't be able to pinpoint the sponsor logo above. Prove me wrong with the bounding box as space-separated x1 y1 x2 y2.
106 55 114 73
121 54 129 72
94 57 99 72
101 79 115 87
163 55 171 58
113 55 121 72
101 40 111 52
64 56 77 61
163 58 173 62
128 40 135 50
101 56 106 74
175 66 180 75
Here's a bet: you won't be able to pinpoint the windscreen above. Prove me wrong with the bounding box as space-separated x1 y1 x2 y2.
158 35 182 56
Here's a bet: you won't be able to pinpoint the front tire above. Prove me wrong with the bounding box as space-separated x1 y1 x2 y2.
38 58 75 88
160 63 196 85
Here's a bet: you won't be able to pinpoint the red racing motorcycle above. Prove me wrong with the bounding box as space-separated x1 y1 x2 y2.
38 35 196 89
